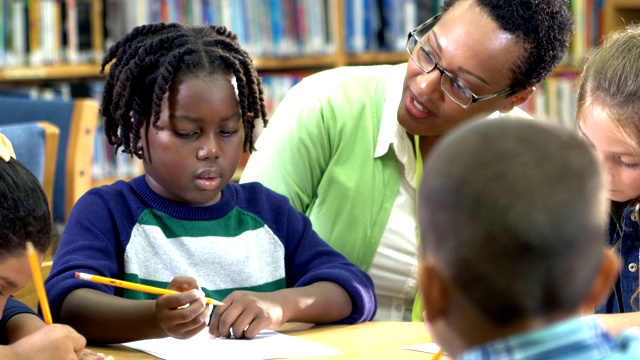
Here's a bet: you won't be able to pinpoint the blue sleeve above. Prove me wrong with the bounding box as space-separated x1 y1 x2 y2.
44 184 141 320
284 208 378 324
1 298 39 345
236 183 377 323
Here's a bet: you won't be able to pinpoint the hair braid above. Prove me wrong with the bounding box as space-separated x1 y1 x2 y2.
101 23 267 158
202 36 268 150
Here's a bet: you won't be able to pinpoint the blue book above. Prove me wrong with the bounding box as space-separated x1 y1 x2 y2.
269 0 283 54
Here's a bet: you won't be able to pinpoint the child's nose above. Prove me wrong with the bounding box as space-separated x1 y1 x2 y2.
197 136 220 160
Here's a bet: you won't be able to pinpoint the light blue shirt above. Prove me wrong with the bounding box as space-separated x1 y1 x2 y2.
459 316 640 359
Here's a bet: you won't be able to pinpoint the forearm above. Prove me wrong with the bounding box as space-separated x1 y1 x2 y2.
59 288 165 343
593 312 640 336
281 281 352 324
4 313 45 344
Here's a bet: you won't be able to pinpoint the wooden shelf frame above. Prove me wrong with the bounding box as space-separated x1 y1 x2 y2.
604 0 640 36
0 0 410 83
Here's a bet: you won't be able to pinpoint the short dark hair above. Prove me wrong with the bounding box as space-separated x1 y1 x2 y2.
419 118 606 324
0 158 52 256
100 23 268 158
441 0 573 91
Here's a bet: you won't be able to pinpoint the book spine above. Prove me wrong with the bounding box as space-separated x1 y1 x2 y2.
0 0 6 66
29 0 42 64
90 0 104 62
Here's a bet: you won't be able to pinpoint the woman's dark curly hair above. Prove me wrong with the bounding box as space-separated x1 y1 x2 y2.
0 157 52 257
100 23 268 158
441 0 573 92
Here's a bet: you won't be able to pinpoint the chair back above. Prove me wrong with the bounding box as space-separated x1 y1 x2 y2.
0 96 98 223
13 261 53 312
0 121 59 213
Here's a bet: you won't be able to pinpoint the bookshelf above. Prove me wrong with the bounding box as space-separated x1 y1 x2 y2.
604 0 640 36
0 0 410 84
519 0 640 129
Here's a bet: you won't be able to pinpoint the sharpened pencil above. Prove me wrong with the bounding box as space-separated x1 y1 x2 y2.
74 272 224 306
26 242 53 324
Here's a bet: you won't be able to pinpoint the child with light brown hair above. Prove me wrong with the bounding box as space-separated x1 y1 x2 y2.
576 24 640 335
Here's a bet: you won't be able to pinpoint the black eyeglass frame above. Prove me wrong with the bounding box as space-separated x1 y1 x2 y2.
406 13 516 109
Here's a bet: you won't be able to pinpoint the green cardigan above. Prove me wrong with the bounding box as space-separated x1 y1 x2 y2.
242 65 402 271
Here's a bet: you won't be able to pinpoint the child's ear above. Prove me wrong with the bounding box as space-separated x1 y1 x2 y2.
498 87 536 113
419 260 449 324
581 249 621 311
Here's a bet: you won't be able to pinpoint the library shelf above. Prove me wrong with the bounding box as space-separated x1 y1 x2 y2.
0 63 103 82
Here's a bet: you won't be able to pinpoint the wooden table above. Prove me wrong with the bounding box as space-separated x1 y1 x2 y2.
88 321 442 359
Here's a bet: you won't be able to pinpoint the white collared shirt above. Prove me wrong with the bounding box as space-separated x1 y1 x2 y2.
369 66 419 321
369 66 509 321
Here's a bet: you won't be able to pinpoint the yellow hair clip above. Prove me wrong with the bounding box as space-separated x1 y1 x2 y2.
0 133 16 163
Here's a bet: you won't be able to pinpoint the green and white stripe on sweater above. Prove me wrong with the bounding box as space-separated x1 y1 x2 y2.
122 207 286 301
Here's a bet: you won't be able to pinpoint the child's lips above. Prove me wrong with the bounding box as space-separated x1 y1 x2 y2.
195 169 222 190
195 177 221 190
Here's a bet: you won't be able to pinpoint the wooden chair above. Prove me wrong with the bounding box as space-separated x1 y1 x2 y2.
0 97 99 223
0 121 60 214
13 261 53 312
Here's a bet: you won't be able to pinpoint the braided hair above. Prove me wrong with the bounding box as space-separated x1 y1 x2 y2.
100 23 268 158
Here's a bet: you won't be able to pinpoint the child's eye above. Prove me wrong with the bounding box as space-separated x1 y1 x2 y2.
174 131 199 138
618 157 640 170
219 129 240 137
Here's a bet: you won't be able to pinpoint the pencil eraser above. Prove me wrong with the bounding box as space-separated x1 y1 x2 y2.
75 272 92 281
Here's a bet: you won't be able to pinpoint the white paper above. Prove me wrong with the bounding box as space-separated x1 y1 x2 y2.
402 342 442 354
121 328 343 359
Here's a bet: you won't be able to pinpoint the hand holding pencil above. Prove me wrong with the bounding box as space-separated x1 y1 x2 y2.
74 272 224 306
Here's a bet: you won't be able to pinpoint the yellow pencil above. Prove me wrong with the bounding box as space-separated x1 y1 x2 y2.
432 348 444 360
74 272 224 306
26 242 53 325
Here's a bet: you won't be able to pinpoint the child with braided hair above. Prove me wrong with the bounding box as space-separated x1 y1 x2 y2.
44 23 376 344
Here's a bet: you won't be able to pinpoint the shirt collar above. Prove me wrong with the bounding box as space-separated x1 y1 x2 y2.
374 65 406 158
458 316 616 360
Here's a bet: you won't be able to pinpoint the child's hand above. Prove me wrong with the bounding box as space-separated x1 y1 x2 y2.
154 276 212 339
79 349 114 360
6 323 86 360
209 290 287 339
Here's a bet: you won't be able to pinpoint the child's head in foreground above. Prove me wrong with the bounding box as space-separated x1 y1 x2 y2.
576 24 640 204
0 134 51 310
417 118 618 357
100 23 268 206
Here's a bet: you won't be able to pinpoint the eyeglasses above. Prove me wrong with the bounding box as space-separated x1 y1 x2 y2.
406 14 514 109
